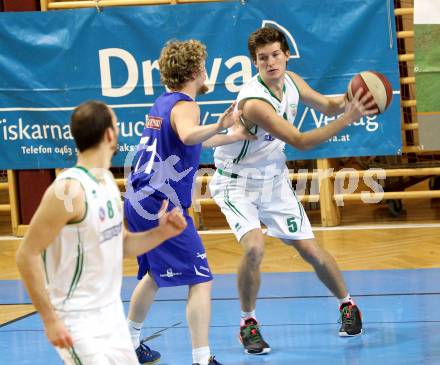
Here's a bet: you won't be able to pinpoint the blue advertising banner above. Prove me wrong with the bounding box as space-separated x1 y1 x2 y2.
0 0 401 170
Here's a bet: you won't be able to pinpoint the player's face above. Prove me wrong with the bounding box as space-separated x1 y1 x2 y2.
110 110 119 156
196 60 209 95
254 42 290 83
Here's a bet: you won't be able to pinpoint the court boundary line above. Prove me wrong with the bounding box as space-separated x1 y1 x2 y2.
0 311 36 328
4 291 440 306
123 291 440 303
3 318 439 333
140 321 182 342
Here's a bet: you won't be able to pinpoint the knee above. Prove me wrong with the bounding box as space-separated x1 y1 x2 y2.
299 245 325 266
240 230 265 268
243 243 264 268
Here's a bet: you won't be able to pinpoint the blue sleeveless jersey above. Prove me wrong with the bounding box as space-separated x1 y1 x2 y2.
127 92 202 209
125 92 212 287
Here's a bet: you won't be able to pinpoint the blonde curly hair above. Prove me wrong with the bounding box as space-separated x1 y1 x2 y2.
158 39 207 90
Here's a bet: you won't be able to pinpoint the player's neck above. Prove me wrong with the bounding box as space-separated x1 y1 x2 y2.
176 83 197 100
76 148 111 175
260 74 284 100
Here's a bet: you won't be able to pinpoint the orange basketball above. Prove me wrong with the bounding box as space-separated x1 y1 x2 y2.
347 71 393 114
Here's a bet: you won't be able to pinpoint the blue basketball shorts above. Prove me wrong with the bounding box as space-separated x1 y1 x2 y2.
124 195 213 288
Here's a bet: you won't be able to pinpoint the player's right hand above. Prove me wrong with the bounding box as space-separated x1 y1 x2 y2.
158 200 187 240
344 88 378 123
45 318 74 349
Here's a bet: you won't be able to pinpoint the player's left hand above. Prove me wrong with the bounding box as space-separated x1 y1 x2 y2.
218 102 241 130
44 318 74 349
157 200 187 239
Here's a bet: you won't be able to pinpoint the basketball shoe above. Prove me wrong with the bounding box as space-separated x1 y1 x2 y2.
135 341 161 364
339 302 363 336
239 318 271 355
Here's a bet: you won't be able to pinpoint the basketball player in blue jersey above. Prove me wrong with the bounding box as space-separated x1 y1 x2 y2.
16 101 187 365
124 40 253 365
210 27 379 355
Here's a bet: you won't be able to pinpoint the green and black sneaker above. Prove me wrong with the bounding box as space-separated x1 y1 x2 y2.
239 318 271 355
339 303 363 336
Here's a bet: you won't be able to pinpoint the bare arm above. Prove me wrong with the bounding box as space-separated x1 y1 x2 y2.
172 102 239 145
16 179 85 349
241 89 377 151
287 71 346 116
202 119 256 148
123 200 187 257
202 134 235 148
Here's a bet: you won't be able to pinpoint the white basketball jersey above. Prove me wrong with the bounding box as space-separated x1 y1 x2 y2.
43 167 123 312
214 73 300 178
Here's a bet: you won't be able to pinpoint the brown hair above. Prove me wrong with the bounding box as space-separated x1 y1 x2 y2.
158 39 207 90
71 100 114 152
248 27 290 62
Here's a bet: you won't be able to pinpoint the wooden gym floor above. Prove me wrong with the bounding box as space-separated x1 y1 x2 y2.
0 191 439 364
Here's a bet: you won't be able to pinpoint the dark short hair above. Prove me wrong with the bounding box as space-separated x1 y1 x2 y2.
248 27 290 62
70 100 114 152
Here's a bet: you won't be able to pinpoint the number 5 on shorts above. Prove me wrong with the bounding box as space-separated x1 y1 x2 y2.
287 217 297 233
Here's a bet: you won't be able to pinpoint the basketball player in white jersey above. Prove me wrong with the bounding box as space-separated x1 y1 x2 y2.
16 101 187 365
210 27 378 355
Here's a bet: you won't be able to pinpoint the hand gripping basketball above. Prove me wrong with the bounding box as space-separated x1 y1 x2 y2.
347 71 393 114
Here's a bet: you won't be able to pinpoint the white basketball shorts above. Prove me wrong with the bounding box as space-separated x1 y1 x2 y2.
56 299 138 365
209 168 314 242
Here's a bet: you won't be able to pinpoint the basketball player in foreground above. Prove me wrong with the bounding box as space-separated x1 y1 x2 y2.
124 39 253 365
210 27 379 355
16 101 187 365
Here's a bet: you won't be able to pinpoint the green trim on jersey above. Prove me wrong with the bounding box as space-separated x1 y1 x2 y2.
64 229 84 303
296 199 304 231
68 198 88 225
224 185 248 221
257 75 286 102
74 165 99 184
285 72 301 99
217 169 239 179
239 140 250 163
41 250 49 284
69 347 84 365
233 140 250 164
239 116 258 136
288 179 304 230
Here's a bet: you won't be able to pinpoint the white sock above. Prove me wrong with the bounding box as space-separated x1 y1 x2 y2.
240 310 256 325
192 346 210 365
127 319 143 349
338 294 354 306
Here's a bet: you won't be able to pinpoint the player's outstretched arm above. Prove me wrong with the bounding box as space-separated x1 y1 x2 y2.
202 114 256 148
172 101 240 146
16 180 84 349
242 89 377 151
123 200 187 257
